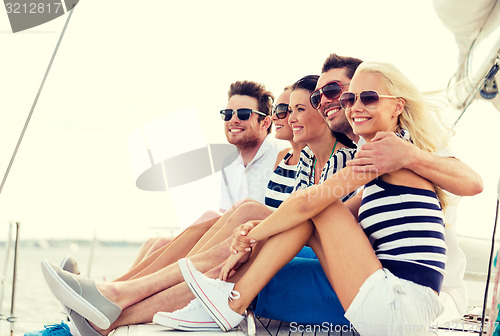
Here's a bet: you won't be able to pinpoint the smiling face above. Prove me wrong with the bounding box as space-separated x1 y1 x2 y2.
288 88 329 144
272 90 293 141
224 94 269 150
345 72 404 141
315 68 354 138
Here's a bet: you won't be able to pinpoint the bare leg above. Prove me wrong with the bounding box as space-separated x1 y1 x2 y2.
99 240 232 309
189 201 272 255
310 200 382 310
116 218 217 281
215 200 380 315
226 221 314 314
127 210 222 270
118 200 271 280
127 237 165 271
96 267 222 336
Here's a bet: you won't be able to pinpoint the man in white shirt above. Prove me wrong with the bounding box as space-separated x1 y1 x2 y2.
219 80 287 211
132 80 286 265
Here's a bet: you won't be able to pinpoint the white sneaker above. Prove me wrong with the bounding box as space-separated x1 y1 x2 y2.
153 298 220 331
178 258 244 332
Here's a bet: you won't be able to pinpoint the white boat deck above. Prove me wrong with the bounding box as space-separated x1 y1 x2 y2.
111 315 485 336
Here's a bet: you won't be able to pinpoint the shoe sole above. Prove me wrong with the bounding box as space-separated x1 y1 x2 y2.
41 259 111 329
69 309 103 336
60 256 75 324
179 258 232 332
153 312 220 332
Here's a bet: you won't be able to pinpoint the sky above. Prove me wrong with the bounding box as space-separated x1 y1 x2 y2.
0 0 499 242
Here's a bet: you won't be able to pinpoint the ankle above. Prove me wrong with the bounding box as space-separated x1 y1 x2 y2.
228 298 246 315
88 320 108 336
96 282 121 307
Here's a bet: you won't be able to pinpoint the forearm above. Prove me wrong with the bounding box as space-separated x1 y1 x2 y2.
407 149 483 196
246 167 377 241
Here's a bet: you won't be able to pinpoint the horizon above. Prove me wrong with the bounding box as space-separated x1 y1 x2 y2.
0 1 499 243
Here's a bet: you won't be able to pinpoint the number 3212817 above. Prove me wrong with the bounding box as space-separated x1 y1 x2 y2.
5 2 63 14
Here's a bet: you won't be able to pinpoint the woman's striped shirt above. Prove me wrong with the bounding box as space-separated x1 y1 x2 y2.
293 146 357 202
264 152 298 210
358 178 447 293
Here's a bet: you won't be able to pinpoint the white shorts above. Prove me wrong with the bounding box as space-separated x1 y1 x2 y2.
344 268 443 336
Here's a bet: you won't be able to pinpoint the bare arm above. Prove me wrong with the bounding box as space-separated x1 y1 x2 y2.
347 132 483 196
273 148 292 170
245 167 376 242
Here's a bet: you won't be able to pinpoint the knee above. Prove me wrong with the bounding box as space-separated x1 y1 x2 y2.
190 210 222 226
232 201 271 222
142 237 159 251
202 209 222 221
148 236 172 254
231 198 259 210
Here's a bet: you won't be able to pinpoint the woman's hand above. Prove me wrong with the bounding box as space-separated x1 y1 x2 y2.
229 221 258 254
219 250 250 281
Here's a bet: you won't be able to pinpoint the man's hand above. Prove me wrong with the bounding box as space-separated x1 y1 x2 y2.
346 131 414 174
347 131 483 196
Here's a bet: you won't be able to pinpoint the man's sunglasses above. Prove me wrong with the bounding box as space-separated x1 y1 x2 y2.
271 103 291 119
309 81 350 109
220 108 267 121
339 91 399 110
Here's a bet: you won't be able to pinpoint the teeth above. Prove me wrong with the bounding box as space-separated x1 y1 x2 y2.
276 125 283 129
292 127 302 132
230 129 243 133
353 117 370 122
327 109 340 117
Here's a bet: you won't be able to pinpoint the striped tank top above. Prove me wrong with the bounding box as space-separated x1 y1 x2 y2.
294 146 357 202
358 178 447 293
264 152 298 210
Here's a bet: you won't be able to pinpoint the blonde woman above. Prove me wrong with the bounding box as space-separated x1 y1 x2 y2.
172 62 453 336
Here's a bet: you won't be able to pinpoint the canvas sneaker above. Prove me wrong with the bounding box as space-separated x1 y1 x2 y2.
153 298 220 331
178 258 244 331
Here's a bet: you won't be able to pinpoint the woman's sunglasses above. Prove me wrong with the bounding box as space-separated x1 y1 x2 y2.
271 103 291 119
220 108 267 121
309 81 350 109
339 91 399 110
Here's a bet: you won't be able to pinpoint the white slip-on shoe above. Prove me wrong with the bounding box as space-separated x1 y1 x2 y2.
67 308 102 336
178 258 244 332
153 298 220 332
60 255 81 275
60 255 82 317
41 259 121 330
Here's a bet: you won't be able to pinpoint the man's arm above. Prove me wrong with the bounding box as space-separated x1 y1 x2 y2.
347 132 483 196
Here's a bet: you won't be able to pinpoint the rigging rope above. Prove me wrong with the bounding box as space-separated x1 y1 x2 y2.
0 6 76 196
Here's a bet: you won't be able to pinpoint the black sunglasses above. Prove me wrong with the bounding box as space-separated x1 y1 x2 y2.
339 91 399 110
271 103 291 119
309 81 350 109
220 108 267 121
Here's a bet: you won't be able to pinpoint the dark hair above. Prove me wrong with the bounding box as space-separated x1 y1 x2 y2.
292 75 356 149
291 75 319 93
321 54 363 80
228 80 273 133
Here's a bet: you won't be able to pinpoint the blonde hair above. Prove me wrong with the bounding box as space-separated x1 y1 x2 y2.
355 61 452 210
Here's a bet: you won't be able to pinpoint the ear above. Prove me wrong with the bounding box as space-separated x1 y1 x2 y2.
393 98 405 117
261 115 272 131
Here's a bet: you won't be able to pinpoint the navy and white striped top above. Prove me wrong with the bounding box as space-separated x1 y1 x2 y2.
264 152 298 210
294 146 357 202
359 178 447 293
